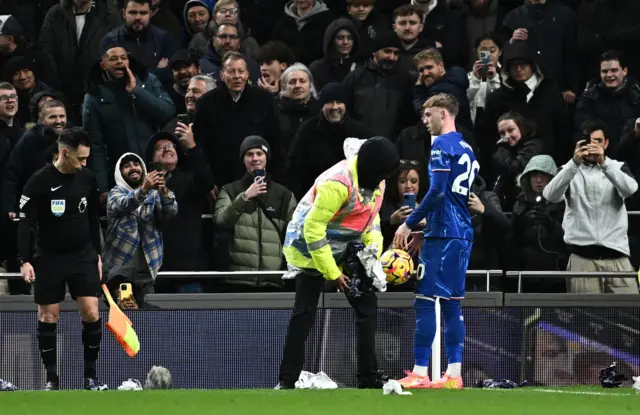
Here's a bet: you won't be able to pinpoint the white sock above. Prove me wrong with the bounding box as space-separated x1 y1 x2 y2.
413 365 428 377
446 363 461 378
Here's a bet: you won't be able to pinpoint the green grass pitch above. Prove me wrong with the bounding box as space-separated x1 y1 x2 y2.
1 387 638 414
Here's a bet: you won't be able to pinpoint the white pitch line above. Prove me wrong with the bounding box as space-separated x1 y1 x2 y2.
527 388 632 397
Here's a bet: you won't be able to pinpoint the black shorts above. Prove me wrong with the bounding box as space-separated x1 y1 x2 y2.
32 248 101 305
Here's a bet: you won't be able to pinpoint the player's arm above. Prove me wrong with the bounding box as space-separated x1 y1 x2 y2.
405 150 451 229
17 174 42 265
361 213 383 259
303 180 348 281
88 175 102 254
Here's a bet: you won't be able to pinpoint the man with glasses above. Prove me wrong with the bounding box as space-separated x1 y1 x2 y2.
100 0 177 83
198 22 259 83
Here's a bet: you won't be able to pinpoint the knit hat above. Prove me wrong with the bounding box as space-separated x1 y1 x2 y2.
239 135 270 161
357 136 400 190
169 49 199 69
319 82 347 106
0 15 22 38
372 31 402 53
3 56 36 81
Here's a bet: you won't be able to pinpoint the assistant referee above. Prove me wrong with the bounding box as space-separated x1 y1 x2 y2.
18 127 106 391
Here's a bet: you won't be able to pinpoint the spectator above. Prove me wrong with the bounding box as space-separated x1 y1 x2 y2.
413 48 472 131
38 0 120 123
380 159 425 251
2 99 66 220
615 118 640 210
26 90 67 131
166 50 201 114
482 41 568 164
467 175 510 280
510 155 566 292
192 51 284 188
501 0 579 99
254 41 296 95
165 74 216 133
467 32 502 125
274 64 320 153
543 120 639 294
411 0 469 68
198 22 260 83
83 44 176 196
182 0 212 48
236 0 288 46
272 0 334 66
285 82 375 200
392 5 435 70
0 15 59 89
309 18 360 91
103 152 178 299
3 56 52 127
189 0 260 59
492 111 544 209
100 0 177 84
344 32 416 139
345 0 388 62
465 0 499 58
574 51 640 150
146 131 214 293
149 0 182 46
214 136 296 288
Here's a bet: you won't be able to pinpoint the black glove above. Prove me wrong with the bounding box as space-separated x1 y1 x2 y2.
528 206 553 231
599 362 628 388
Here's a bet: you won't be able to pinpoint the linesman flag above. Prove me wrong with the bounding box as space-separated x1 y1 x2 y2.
102 284 140 357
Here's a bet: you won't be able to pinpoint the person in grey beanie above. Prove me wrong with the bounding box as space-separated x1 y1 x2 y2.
213 135 297 288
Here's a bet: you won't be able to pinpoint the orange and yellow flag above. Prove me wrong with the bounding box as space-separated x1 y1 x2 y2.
102 284 140 358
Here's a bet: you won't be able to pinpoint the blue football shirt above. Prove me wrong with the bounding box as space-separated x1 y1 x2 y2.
405 131 479 241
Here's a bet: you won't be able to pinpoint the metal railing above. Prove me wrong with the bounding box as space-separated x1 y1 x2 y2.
505 270 640 293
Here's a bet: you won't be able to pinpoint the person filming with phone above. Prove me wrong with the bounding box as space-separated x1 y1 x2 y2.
214 136 296 290
543 119 638 294
103 151 178 307
467 33 502 125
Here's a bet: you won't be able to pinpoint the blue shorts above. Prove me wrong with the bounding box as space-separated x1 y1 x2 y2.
415 237 472 299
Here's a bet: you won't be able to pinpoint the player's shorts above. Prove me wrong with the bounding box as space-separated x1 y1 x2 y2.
415 237 473 300
32 248 101 305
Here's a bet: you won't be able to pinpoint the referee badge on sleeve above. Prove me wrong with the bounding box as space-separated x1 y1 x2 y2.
51 200 66 217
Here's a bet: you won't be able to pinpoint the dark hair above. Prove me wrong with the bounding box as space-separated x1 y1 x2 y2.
393 4 424 21
254 41 296 66
580 118 609 140
58 127 90 149
347 0 375 6
474 32 503 51
600 50 626 68
384 160 423 205
205 20 243 40
221 51 247 69
123 0 151 8
40 99 66 115
497 111 536 140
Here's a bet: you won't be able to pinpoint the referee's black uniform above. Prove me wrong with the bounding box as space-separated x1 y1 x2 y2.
18 161 103 389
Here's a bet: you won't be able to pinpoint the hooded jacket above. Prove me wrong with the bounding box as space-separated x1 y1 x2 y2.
283 137 398 280
482 41 568 162
183 0 211 38
145 132 214 271
309 18 360 90
543 156 638 258
272 0 334 65
104 152 178 280
82 55 176 192
511 155 566 273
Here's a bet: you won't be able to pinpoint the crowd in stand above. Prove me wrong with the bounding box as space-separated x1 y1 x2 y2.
0 0 639 302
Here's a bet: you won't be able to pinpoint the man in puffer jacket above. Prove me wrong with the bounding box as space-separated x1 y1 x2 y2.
214 136 297 289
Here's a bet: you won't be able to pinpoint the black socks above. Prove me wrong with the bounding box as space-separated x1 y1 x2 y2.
82 319 102 379
37 321 58 383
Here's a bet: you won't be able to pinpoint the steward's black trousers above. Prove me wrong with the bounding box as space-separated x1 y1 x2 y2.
278 272 379 384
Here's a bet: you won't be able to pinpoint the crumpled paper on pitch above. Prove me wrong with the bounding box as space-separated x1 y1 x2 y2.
383 379 412 395
357 243 387 293
295 371 338 389
117 379 143 391
632 376 640 393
